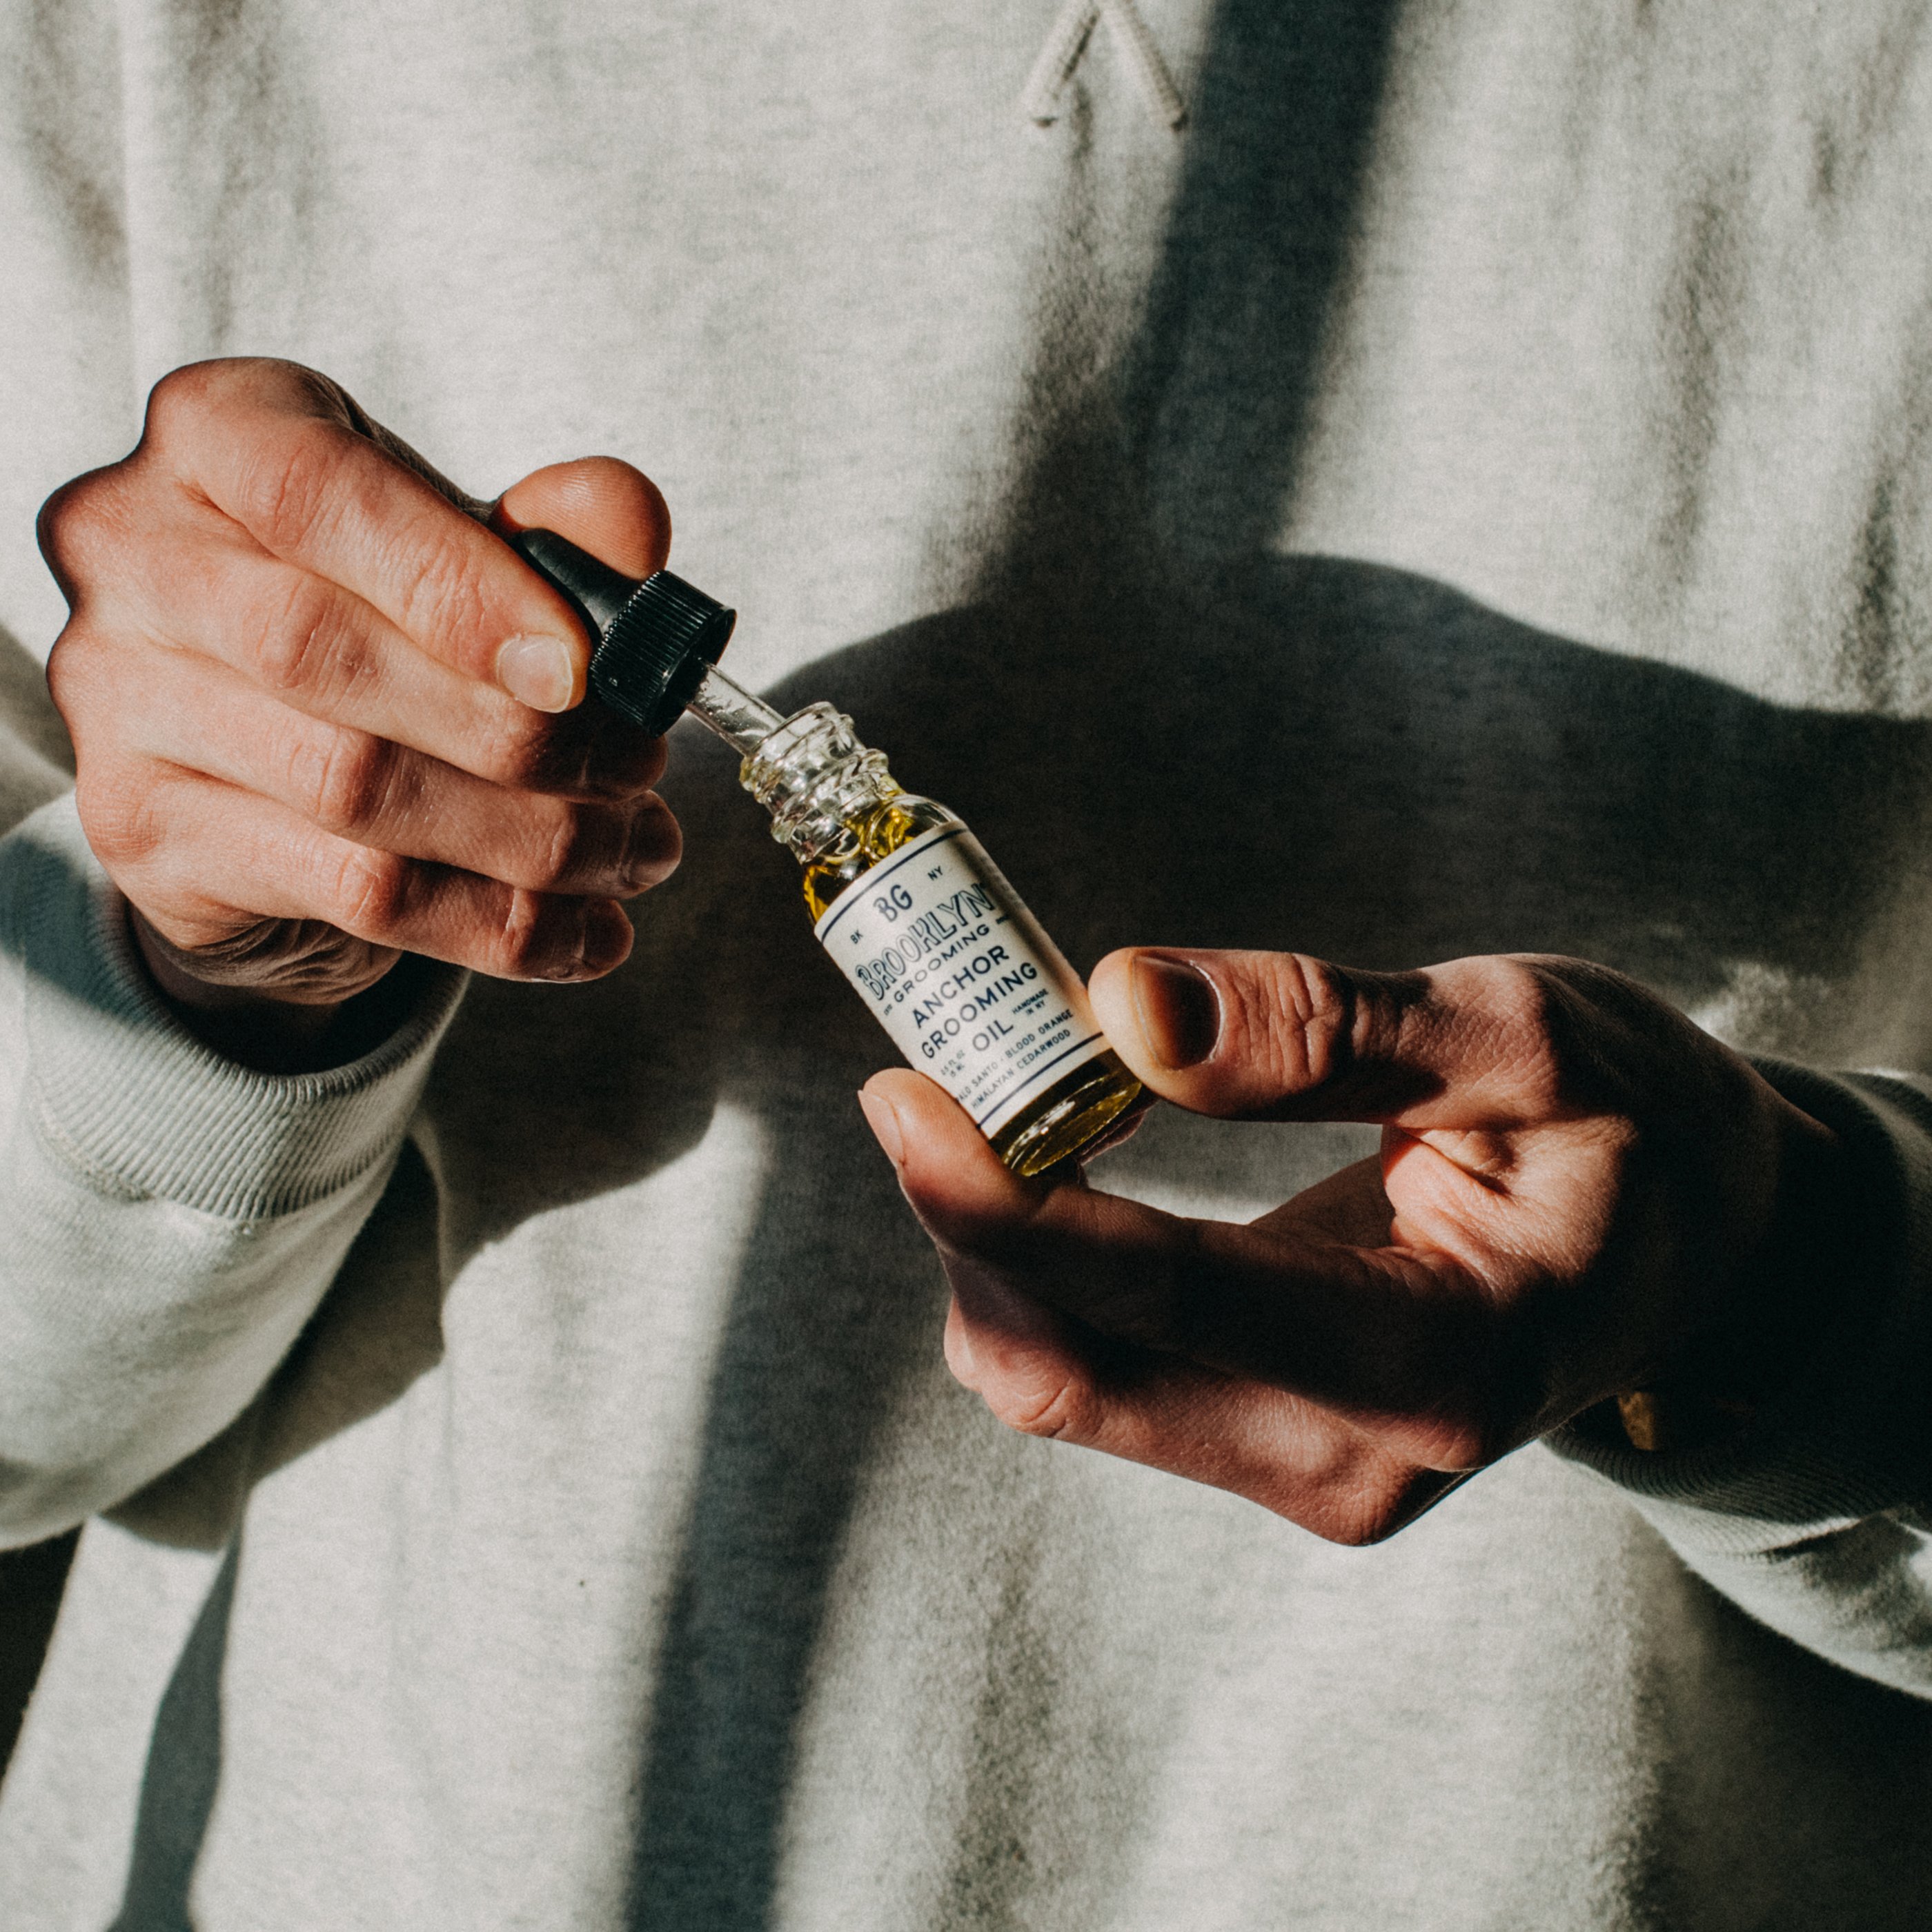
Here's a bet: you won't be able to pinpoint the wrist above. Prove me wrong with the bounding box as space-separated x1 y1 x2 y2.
128 906 403 1074
1610 1103 1851 1454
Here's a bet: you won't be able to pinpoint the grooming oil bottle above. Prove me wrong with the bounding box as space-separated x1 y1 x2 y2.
512 531 1141 1176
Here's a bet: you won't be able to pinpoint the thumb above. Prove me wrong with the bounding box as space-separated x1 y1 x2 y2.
1089 947 1554 1130
493 456 672 580
487 458 673 710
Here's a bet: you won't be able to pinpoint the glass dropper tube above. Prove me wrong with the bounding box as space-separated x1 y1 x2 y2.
683 662 784 756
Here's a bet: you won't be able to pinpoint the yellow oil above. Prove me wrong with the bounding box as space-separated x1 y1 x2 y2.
800 787 943 920
803 788 1142 1176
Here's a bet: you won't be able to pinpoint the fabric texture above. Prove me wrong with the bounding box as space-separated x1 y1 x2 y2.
2 1 1932 1926
0 796 464 1545
17 800 465 1222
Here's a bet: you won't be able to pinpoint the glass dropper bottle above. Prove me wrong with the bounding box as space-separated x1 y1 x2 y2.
511 530 1142 1176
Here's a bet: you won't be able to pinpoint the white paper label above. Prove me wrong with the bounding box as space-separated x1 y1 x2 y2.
814 822 1110 1139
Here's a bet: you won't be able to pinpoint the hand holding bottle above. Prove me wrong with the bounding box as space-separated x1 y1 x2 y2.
37 357 679 1065
858 948 1846 1541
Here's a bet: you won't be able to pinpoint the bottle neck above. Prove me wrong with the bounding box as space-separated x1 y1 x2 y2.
680 666 900 866
738 703 900 866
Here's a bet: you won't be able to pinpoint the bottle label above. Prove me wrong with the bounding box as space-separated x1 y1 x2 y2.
814 822 1112 1139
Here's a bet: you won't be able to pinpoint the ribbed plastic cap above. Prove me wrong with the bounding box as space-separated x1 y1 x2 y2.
590 571 736 734
509 528 736 736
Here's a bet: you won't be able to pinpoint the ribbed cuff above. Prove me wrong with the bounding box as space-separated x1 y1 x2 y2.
11 796 466 1221
1548 1060 1932 1557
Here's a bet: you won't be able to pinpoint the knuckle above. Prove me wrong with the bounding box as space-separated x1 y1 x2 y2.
37 469 128 591
982 1365 1098 1444
487 887 580 978
35 477 90 569
248 575 359 702
230 419 345 555
331 843 411 939
74 763 168 872
301 729 401 837
535 805 591 891
1232 951 1352 1089
146 357 328 447
44 624 111 729
392 515 491 648
525 801 634 891
1290 953 1356 1080
141 361 226 442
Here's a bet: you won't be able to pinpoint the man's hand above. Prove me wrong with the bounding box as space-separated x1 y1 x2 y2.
38 357 679 1064
858 949 1842 1543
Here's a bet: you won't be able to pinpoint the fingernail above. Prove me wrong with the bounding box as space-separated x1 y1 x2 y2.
538 900 624 981
1130 952 1221 1069
583 901 633 974
496 633 578 712
857 1087 905 1166
619 799 681 889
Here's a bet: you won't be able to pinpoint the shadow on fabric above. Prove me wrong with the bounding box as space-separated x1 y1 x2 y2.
0 1530 76 1780
595 561 1932 1931
110 1541 237 1932
97 537 1932 1919
79 0 1932 1924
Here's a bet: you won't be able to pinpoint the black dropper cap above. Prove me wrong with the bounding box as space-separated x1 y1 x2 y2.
509 528 736 736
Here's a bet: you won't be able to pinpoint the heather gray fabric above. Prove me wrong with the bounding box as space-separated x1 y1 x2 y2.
3 2 1932 1925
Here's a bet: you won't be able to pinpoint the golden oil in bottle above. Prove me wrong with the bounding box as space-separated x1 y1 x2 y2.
738 702 1142 1177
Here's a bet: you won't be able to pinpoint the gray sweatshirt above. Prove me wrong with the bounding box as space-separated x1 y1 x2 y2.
3 2 1932 1926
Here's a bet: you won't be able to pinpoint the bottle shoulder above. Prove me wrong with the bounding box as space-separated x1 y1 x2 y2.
879 794 959 840
798 792 960 920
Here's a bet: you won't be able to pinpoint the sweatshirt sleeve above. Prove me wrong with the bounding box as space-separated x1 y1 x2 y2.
1548 1060 1932 1698
0 794 465 1546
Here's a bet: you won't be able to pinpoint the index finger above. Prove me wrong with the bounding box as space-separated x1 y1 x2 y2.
1088 947 1570 1133
860 1066 1499 1463
146 359 590 704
